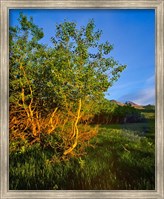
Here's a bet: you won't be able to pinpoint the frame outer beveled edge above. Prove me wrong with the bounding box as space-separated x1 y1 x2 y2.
156 0 164 198
1 1 9 199
0 0 164 199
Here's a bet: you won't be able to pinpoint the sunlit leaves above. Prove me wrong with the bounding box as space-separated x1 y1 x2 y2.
9 13 127 156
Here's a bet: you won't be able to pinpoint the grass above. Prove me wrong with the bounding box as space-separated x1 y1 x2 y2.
83 126 155 190
103 121 155 142
9 109 155 190
9 125 155 190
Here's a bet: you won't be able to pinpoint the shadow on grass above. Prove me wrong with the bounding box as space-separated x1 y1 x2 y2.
100 118 155 142
9 120 155 190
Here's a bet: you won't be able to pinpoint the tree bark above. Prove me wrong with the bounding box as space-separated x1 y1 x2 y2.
63 98 81 156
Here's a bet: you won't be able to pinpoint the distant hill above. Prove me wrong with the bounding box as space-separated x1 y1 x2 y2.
142 104 155 113
110 100 124 106
125 101 139 106
110 100 144 109
125 101 145 109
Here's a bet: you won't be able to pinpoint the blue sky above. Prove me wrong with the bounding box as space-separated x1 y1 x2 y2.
9 9 155 105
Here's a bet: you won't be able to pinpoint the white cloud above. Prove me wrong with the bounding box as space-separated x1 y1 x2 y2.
132 87 155 105
109 74 154 95
146 75 155 85
108 74 155 105
118 86 155 105
107 79 145 97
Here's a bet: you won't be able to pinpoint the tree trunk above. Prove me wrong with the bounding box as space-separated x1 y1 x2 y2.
63 98 81 156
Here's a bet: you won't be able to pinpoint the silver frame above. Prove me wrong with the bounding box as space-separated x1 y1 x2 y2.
0 0 163 198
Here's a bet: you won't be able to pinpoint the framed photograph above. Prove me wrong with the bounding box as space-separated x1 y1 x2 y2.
0 0 164 198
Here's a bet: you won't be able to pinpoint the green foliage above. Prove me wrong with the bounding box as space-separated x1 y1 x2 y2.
141 105 155 121
10 13 126 113
9 143 69 190
46 19 126 110
9 13 126 159
88 127 155 189
92 99 145 124
9 13 46 110
143 104 155 112
9 126 155 190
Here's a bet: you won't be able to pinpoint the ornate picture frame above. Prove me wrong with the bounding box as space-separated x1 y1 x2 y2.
0 0 163 198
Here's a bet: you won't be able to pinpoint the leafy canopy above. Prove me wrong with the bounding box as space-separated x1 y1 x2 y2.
10 14 126 113
9 13 126 157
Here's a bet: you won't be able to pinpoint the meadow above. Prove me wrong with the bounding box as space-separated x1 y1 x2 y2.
9 107 155 190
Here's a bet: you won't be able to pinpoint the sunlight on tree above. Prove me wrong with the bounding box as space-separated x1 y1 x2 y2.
9 13 126 159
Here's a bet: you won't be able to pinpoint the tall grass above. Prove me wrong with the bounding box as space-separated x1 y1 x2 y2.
9 125 155 190
81 127 155 190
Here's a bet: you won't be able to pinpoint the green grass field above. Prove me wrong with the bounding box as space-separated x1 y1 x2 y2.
102 120 155 142
9 109 155 190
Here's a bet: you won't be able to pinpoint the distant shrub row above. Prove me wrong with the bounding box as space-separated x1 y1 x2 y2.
91 100 145 124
